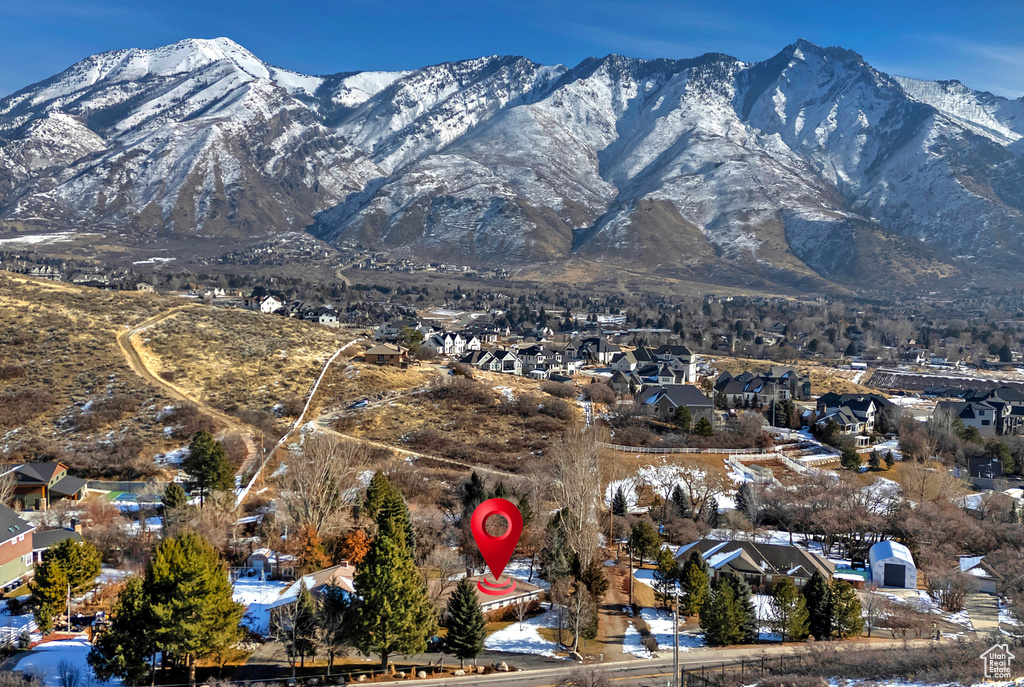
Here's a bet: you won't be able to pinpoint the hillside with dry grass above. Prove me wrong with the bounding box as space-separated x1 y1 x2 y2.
0 271 355 479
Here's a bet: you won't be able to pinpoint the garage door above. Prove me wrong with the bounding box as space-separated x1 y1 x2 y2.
883 563 905 587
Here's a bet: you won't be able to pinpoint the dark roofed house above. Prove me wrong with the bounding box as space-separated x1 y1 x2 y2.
639 385 713 424
0 505 35 588
675 537 835 592
432 574 543 616
9 463 87 511
32 528 83 564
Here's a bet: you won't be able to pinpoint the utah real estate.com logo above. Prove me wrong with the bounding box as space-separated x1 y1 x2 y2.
980 643 1014 681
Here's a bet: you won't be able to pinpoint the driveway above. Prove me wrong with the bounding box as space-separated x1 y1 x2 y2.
965 592 1000 635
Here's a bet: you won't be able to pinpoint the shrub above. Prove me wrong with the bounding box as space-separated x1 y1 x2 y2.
0 388 56 428
68 392 141 432
540 381 576 399
583 383 615 405
0 364 26 380
540 398 574 421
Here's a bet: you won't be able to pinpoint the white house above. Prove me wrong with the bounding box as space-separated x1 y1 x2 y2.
259 295 283 314
869 540 918 588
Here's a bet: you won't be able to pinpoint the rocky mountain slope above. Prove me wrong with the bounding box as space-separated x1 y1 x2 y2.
2 37 1023 290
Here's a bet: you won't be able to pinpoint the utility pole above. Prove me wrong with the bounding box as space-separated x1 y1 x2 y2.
628 546 633 607
673 584 680 687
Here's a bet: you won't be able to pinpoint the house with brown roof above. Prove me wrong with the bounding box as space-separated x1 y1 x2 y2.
267 562 356 631
363 343 409 367
675 538 834 593
432 574 543 616
8 463 87 511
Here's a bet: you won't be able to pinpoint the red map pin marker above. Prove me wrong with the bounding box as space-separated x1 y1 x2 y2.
470 498 523 596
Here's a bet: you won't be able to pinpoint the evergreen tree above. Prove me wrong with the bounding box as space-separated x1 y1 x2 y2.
802 573 835 642
351 534 437 669
296 524 332 574
769 578 809 643
30 558 69 633
840 447 861 471
493 481 510 499
31 538 101 631
699 579 743 646
729 577 758 643
579 558 610 603
680 551 710 616
362 471 394 521
884 450 896 469
182 430 233 508
89 577 156 684
674 406 692 431
830 580 864 639
803 571 833 641
459 471 489 518
868 451 880 469
653 548 679 610
445 578 486 668
318 583 352 675
670 484 691 519
163 482 188 510
629 520 661 564
694 417 714 437
517 494 535 526
611 487 628 517
146 533 244 686
700 497 719 527
286 581 318 670
365 472 417 556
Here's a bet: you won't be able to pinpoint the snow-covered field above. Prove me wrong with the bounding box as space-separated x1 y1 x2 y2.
233 576 291 635
623 608 705 658
13 639 122 685
484 605 562 657
503 558 547 589
605 459 738 513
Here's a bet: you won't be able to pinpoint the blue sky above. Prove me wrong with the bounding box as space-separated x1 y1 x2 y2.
1 0 1023 97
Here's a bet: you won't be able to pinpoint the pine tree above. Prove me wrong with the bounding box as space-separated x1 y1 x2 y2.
296 524 332 574
365 472 416 555
182 430 233 508
868 451 881 470
680 551 710 616
694 417 714 437
885 451 896 469
30 558 69 633
362 471 394 521
517 494 535 526
700 497 719 527
611 487 628 516
351 534 437 669
670 484 691 519
287 580 318 669
579 558 610 603
89 577 156 684
830 580 864 639
653 547 678 610
493 481 510 499
318 583 352 675
699 579 743 646
460 472 488 517
163 482 188 510
729 576 758 643
674 406 692 431
445 578 486 668
840 446 861 471
629 520 661 564
146 533 244 686
769 578 809 643
803 571 834 640
30 538 101 631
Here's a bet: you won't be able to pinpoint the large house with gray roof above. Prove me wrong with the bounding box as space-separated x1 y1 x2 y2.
675 537 834 592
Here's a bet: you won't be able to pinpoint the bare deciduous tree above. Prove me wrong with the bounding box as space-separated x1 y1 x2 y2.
424 545 463 606
278 432 367 536
550 427 601 572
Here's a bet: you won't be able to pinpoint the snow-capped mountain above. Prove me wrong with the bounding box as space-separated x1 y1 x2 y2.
2 37 1023 289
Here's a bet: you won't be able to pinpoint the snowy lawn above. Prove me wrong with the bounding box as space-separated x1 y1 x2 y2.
13 639 122 685
503 558 547 589
233 576 291 635
623 608 705 658
484 605 563 657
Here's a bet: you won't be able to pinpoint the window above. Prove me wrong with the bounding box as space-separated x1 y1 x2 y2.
17 534 23 542
982 420 991 426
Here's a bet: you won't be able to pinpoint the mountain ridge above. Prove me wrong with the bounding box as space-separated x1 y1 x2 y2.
1 37 1023 291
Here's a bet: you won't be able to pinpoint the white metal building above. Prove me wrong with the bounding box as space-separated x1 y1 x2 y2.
869 540 918 588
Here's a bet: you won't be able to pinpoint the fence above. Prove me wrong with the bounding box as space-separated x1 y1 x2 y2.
598 443 780 455
87 480 169 493
681 653 809 687
0 617 36 650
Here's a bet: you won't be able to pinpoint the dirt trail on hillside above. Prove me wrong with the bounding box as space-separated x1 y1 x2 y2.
116 305 258 467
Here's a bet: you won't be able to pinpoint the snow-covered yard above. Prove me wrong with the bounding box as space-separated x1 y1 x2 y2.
623 608 705 658
233 576 291 635
13 639 122 685
503 558 547 589
484 605 563 657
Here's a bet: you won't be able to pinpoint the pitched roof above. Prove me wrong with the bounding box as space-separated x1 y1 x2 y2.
33 529 82 551
365 343 407 356
869 540 915 566
50 475 87 497
0 504 33 545
14 462 64 484
641 385 711 408
675 538 834 579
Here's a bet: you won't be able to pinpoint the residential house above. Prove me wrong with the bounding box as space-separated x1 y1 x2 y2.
268 563 356 630
714 372 781 407
936 386 1024 437
303 307 339 328
135 283 155 293
959 555 999 594
245 548 298 580
653 344 699 383
519 345 561 375
363 343 409 367
9 463 87 511
577 338 620 365
816 393 896 435
674 538 834 592
433 575 543 615
32 527 83 564
490 349 523 376
638 385 713 424
421 332 467 358
0 505 34 588
373 319 420 342
610 346 659 372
